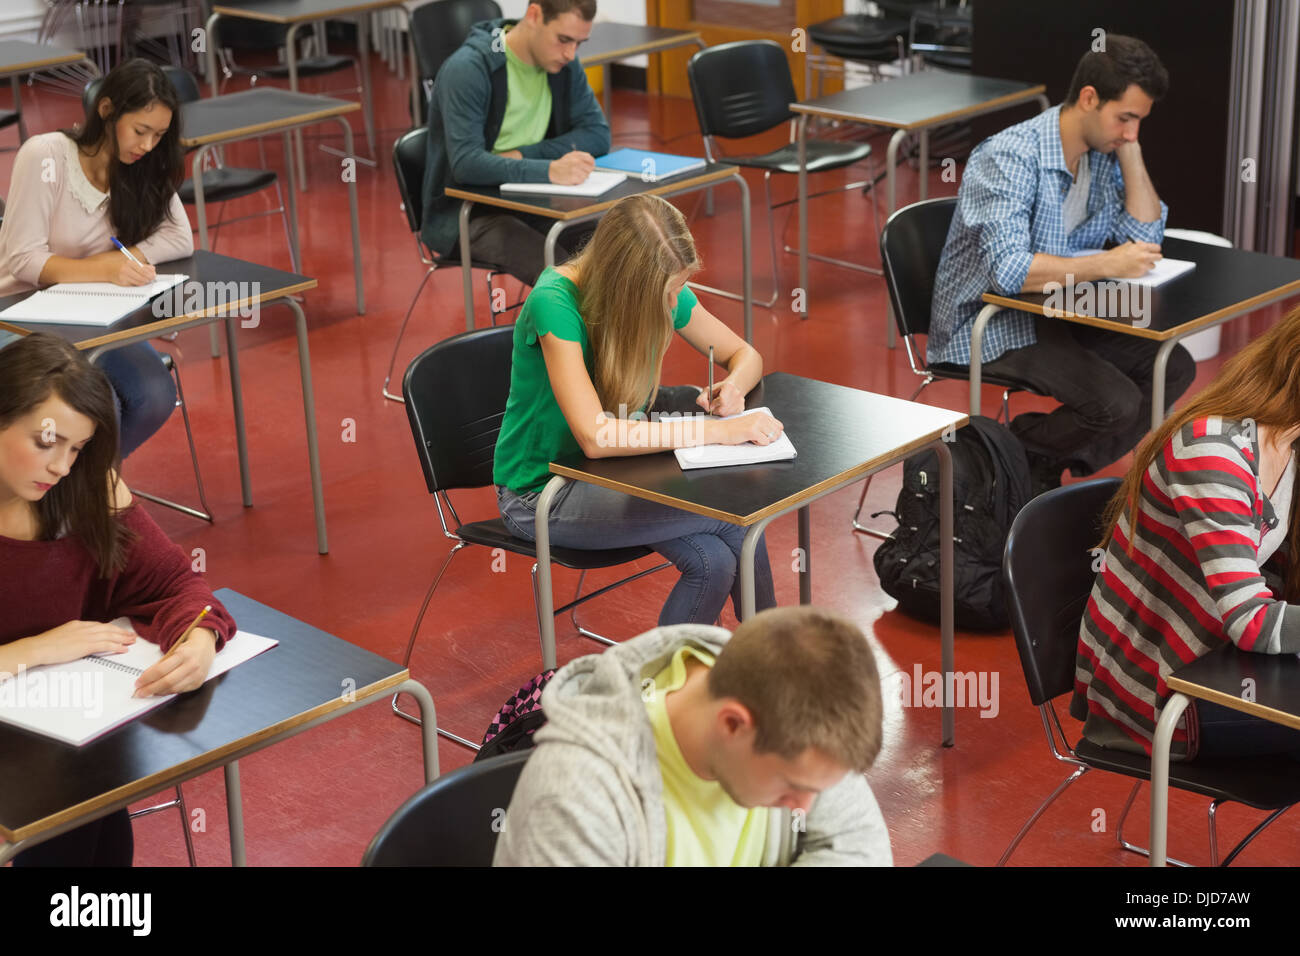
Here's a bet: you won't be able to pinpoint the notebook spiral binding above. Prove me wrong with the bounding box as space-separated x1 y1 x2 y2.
87 656 144 676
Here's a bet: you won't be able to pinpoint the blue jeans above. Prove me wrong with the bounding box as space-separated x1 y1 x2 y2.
498 481 777 627
97 342 177 459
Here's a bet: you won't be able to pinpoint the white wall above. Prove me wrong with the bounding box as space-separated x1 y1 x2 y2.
1 0 45 41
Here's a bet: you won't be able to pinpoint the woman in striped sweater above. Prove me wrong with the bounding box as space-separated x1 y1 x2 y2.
1072 308 1300 760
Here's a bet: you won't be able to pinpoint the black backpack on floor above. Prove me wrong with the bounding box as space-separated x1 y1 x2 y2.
871 416 1032 631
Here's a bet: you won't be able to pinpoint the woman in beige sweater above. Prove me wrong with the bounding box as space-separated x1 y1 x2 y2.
0 58 193 458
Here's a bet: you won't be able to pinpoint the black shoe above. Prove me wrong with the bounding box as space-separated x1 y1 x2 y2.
1026 452 1062 498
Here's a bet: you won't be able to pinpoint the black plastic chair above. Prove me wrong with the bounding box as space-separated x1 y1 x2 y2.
686 40 880 309
850 197 1039 534
381 126 517 402
805 13 909 95
909 4 972 71
1000 478 1300 866
392 325 669 747
409 0 503 123
363 750 530 865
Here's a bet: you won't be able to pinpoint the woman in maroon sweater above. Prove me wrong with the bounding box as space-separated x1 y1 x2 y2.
0 333 235 865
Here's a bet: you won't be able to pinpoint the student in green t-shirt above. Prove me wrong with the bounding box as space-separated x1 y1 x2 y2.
494 194 781 626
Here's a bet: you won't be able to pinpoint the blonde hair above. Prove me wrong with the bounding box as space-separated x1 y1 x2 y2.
568 194 701 415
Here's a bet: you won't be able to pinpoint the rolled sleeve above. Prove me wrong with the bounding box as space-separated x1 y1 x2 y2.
1108 162 1167 244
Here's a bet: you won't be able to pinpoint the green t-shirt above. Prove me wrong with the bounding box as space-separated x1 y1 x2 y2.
493 267 698 494
492 33 552 154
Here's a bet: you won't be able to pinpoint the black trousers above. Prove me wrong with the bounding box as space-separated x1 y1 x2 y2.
12 808 134 866
982 313 1197 476
466 208 598 288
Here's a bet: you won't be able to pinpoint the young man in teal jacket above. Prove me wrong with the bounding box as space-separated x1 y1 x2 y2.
421 0 611 285
494 607 894 866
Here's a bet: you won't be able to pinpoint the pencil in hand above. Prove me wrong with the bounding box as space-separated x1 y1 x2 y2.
160 605 211 663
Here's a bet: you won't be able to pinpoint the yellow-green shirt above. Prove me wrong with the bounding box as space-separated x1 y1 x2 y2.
644 646 770 866
493 31 552 153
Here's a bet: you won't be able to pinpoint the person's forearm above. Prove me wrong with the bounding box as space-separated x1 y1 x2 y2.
1117 143 1161 223
1020 251 1113 292
0 637 44 677
721 344 763 395
582 413 723 458
36 251 130 285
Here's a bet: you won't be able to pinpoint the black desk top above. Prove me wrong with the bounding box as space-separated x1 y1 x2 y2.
579 23 701 67
1167 644 1300 732
213 0 402 22
0 589 406 843
0 40 87 75
551 372 967 524
0 249 314 351
179 88 358 147
446 163 734 221
791 71 1045 130
983 237 1300 341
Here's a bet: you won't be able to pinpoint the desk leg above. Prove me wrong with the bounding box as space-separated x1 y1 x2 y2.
932 438 955 747
602 63 613 116
459 200 475 331
1035 94 1050 113
884 129 907 350
1150 337 1179 432
797 505 811 604
192 144 224 359
355 14 378 160
393 678 440 781
287 23 307 190
284 297 329 554
225 760 247 867
282 131 302 273
1149 692 1190 867
796 113 808 320
918 127 929 201
544 220 566 269
399 4 420 124
533 475 567 672
334 117 365 315
736 171 754 344
224 316 254 507
206 11 221 98
739 516 777 620
968 303 999 418
11 77 27 142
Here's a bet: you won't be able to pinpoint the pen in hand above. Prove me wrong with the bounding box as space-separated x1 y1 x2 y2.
110 236 144 266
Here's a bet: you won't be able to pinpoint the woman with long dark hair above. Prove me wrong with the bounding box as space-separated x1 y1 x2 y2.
0 333 235 865
0 58 192 459
1073 306 1300 761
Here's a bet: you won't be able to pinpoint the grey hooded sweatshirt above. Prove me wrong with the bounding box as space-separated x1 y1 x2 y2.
494 624 894 866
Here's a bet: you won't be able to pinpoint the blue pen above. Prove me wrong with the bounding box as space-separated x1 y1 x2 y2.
111 237 144 267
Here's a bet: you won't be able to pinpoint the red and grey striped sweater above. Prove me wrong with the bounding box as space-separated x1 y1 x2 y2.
1070 417 1300 758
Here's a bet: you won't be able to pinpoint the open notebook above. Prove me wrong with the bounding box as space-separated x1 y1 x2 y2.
674 407 797 470
0 274 188 326
0 618 277 746
1075 250 1195 287
500 171 624 198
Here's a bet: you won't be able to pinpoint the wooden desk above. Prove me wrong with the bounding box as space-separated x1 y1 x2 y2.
206 0 420 175
1149 645 1300 866
0 589 437 866
0 40 96 142
0 250 331 554
580 23 704 115
970 236 1300 429
179 88 365 316
535 372 969 745
790 72 1048 341
446 164 754 341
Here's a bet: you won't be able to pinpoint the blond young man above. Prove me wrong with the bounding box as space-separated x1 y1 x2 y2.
494 606 892 866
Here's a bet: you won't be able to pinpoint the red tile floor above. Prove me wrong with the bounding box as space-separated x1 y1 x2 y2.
5 56 1297 867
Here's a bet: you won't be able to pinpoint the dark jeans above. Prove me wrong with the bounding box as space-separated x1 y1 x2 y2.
12 808 134 866
467 209 598 288
1195 700 1300 760
982 314 1196 477
98 342 177 460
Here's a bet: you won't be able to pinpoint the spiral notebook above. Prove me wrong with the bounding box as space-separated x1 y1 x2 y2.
0 618 277 746
674 407 797 470
0 274 188 326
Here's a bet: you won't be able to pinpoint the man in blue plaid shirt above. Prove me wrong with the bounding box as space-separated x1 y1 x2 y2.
930 35 1194 494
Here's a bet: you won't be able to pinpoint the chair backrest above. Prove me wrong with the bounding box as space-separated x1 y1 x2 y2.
1003 478 1122 707
362 750 531 866
81 77 102 117
392 126 427 235
687 40 797 141
160 65 200 105
403 324 516 494
879 197 956 340
410 0 503 118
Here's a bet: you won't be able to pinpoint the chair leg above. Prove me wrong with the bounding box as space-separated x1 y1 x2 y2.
997 764 1089 865
127 784 197 866
132 355 213 523
849 476 878 534
273 176 298 273
381 266 435 402
685 171 780 309
570 569 617 647
1218 803 1296 867
390 540 481 751
1114 779 1194 866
